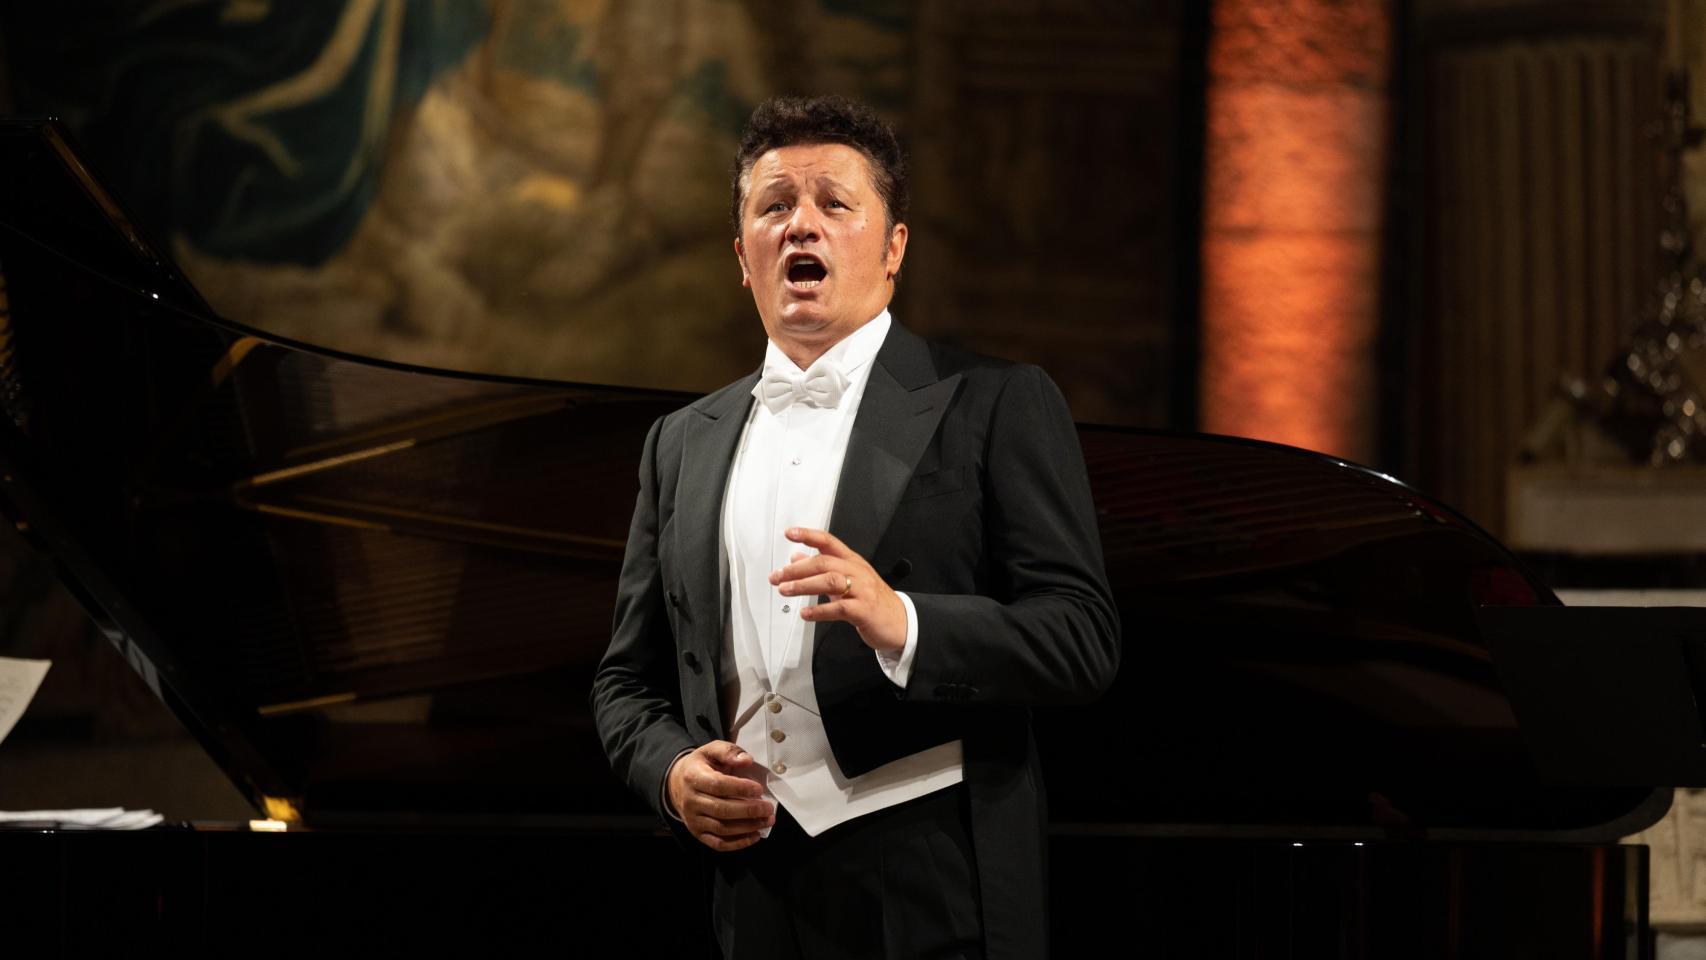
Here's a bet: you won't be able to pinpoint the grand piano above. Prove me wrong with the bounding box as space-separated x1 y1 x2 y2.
0 118 1673 957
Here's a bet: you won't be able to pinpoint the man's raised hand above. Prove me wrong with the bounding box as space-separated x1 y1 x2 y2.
771 527 908 654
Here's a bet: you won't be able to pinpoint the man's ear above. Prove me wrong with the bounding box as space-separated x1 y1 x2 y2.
734 238 750 288
883 222 908 281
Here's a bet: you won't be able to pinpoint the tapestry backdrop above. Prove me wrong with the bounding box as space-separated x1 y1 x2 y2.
1 0 1191 424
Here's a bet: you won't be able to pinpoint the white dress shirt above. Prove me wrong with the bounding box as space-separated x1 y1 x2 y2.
717 311 964 837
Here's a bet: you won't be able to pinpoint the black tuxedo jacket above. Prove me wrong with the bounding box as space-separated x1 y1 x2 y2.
590 321 1120 959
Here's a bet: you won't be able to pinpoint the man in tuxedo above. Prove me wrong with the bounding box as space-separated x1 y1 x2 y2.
591 95 1119 959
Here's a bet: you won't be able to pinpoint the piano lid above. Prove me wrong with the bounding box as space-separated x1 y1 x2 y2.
0 119 1670 838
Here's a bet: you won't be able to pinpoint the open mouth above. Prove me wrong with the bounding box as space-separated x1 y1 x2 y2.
786 255 828 289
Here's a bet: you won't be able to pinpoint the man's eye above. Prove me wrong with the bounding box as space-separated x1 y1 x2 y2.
827 199 846 209
766 201 787 213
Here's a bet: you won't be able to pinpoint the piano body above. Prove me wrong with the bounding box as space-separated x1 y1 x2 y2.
0 119 1672 956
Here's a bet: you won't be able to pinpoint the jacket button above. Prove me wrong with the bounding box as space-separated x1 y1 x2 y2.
696 714 713 731
666 591 679 608
683 651 700 673
890 559 913 581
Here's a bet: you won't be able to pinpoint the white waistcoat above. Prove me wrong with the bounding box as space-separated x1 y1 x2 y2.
717 313 963 838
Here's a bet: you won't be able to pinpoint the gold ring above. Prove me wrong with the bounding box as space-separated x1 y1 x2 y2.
844 575 855 596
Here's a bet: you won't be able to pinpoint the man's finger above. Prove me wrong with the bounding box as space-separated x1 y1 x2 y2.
801 599 850 622
689 812 774 837
692 811 774 835
780 572 854 598
694 814 774 837
770 553 831 586
786 526 848 556
690 795 774 822
700 831 763 853
692 768 766 799
702 740 753 769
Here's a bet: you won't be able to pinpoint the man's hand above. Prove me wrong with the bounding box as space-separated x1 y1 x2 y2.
771 527 907 654
666 741 774 852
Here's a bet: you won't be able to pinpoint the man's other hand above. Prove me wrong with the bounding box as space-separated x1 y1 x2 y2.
666 741 775 852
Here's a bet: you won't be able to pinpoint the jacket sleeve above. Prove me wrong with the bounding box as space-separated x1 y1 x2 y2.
589 415 697 822
901 364 1121 706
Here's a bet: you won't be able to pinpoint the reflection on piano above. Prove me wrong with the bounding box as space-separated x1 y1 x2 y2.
0 119 1670 956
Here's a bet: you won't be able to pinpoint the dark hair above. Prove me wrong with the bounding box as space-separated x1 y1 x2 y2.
730 95 908 238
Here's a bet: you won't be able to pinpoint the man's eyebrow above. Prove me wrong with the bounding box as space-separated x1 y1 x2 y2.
814 175 854 193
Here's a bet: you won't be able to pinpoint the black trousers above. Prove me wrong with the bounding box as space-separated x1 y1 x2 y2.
710 785 984 960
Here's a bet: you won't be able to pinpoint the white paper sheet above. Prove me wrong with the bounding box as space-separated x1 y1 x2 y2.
0 656 49 745
0 807 163 829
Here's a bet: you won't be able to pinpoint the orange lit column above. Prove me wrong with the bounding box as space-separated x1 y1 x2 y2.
1200 0 1392 462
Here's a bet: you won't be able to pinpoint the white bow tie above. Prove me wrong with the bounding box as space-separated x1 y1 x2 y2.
755 360 849 414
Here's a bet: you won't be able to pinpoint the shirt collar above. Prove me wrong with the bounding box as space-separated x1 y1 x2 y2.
761 310 891 382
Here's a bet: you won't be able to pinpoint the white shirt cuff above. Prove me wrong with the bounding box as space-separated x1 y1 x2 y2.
661 747 694 822
875 591 919 688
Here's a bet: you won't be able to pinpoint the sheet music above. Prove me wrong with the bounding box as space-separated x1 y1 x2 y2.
0 658 165 829
0 807 163 829
0 656 49 746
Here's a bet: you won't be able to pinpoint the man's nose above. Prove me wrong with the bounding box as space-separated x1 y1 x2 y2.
785 204 822 243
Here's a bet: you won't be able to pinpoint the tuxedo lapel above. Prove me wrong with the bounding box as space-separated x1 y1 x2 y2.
815 322 963 773
827 323 960 565
676 325 956 689
675 373 758 676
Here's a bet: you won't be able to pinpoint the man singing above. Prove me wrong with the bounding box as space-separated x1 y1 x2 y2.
591 94 1120 959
